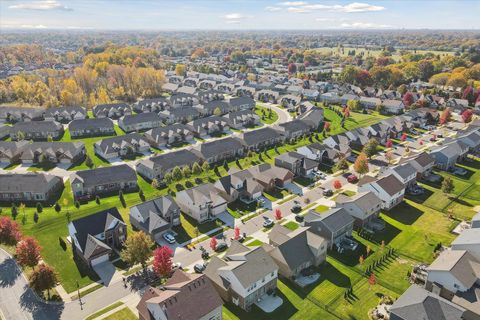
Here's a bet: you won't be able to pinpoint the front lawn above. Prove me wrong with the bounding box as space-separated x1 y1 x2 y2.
103 307 138 320
283 221 299 231
314 205 330 213
255 105 279 124
171 214 222 243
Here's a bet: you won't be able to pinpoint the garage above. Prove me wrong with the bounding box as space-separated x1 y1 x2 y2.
90 254 109 266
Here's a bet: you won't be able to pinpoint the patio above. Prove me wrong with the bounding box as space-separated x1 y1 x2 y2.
255 294 284 313
295 273 321 288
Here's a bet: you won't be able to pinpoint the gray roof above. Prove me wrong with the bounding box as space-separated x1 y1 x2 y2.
392 163 417 180
390 285 465 320
228 96 255 108
277 119 311 133
10 120 62 134
130 195 179 234
240 127 281 146
305 208 354 232
427 250 480 289
452 229 480 246
336 191 382 212
138 149 201 172
376 174 405 196
0 173 62 193
95 133 150 154
120 112 162 126
72 164 137 188
69 118 114 131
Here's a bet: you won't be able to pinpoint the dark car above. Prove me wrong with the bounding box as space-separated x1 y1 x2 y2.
295 215 304 223
194 263 206 273
215 242 228 252
347 174 358 183
323 189 333 197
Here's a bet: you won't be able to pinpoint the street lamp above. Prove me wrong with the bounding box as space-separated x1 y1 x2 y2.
76 280 83 310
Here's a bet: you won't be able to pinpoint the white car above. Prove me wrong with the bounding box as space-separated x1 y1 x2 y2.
163 232 176 244
263 217 274 228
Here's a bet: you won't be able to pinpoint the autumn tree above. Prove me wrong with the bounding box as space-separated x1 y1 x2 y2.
16 237 42 269
461 109 473 123
288 63 297 75
333 180 342 190
385 139 393 148
0 216 21 245
234 227 241 240
275 208 282 221
175 64 186 76
334 157 349 173
362 138 380 158
29 264 57 299
439 108 452 125
400 133 407 142
403 92 414 107
152 246 173 278
368 273 376 288
354 153 369 176
209 237 218 251
121 231 153 272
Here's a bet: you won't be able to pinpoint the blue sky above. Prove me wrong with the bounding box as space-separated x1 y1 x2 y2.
1 0 479 30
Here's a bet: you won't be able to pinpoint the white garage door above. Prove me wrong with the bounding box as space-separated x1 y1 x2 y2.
90 254 109 266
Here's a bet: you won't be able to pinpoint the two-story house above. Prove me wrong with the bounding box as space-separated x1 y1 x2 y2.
118 112 163 133
358 174 405 210
176 183 228 223
335 191 383 230
68 118 115 138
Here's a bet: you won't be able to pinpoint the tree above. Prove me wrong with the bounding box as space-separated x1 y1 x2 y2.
202 161 210 172
175 64 186 76
359 255 364 265
323 121 331 132
152 246 173 278
29 264 57 299
385 139 393 148
209 237 218 251
334 157 349 173
213 107 222 116
85 155 94 168
385 151 394 164
172 166 183 181
16 237 41 269
338 65 360 84
441 177 455 196
151 178 159 189
192 162 202 175
36 202 43 213
461 109 473 123
54 202 61 213
121 231 153 271
366 245 371 256
347 99 361 112
403 92 414 107
234 227 240 240
400 133 407 142
119 190 126 207
139 189 145 201
362 138 379 158
439 108 451 125
275 208 282 221
354 153 369 176
182 166 192 178
288 63 297 74
368 273 376 287
0 216 21 245
333 180 342 190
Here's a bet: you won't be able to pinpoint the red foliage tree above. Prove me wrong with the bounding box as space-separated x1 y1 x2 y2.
343 107 350 118
333 180 342 190
0 216 21 245
288 63 297 74
462 109 473 123
153 246 173 278
439 108 451 125
403 92 414 107
234 227 240 240
419 139 424 145
209 237 218 251
275 208 282 220
368 273 376 286
356 70 372 87
385 139 393 148
400 133 407 142
463 86 474 103
16 237 41 269
323 121 331 132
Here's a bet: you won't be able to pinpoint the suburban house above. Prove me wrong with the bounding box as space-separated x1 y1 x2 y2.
162 83 179 93
430 140 470 170
10 120 64 141
136 149 201 181
335 191 383 229
239 127 283 151
198 101 230 116
0 173 63 204
129 195 181 243
137 270 223 320
0 106 45 123
222 110 260 129
235 86 256 99
70 164 138 200
234 163 294 191
401 152 435 178
274 152 318 177
280 95 301 110
358 174 405 210
389 285 467 320
204 241 279 312
68 207 127 266
345 128 371 150
68 118 115 138
304 208 355 250
298 108 324 131
296 142 347 165
144 124 195 149
359 97 382 109
384 162 418 188
0 125 9 140
457 130 480 153
159 107 201 124
323 133 351 150
216 82 235 94
0 141 28 164
170 93 199 107
44 106 87 123
187 116 230 138
228 96 256 111
451 229 480 262
18 142 86 165
320 92 342 104
263 224 327 279
176 183 228 223
255 89 279 103
94 133 151 160
191 137 244 164
118 112 163 133
274 120 312 140
132 97 170 113
93 103 132 119
382 99 405 114
213 172 263 203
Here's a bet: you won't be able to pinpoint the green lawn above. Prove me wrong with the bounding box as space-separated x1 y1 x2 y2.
255 105 279 124
103 307 138 320
283 221 299 231
227 199 258 218
85 302 124 320
172 214 222 244
314 205 330 213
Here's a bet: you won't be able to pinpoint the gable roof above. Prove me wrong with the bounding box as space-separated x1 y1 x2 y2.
305 208 354 232
336 191 382 212
69 118 114 131
130 195 179 234
72 164 137 187
375 174 405 196
427 250 480 290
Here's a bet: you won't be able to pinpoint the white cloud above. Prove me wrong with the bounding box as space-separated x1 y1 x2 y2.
9 0 72 11
279 1 308 6
286 2 385 14
20 24 48 29
339 22 392 28
264 6 282 12
223 13 252 24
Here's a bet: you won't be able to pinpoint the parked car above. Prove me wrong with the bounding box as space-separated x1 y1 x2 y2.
263 217 274 228
215 242 228 252
172 262 182 270
163 232 176 244
323 189 333 197
314 171 326 179
347 155 357 162
230 234 246 243
194 263 207 273
347 174 358 183
295 215 304 223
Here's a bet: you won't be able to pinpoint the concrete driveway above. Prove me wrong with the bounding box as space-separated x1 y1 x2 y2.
92 261 117 287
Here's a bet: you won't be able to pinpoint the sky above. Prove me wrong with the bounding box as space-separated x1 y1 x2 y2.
1 0 479 31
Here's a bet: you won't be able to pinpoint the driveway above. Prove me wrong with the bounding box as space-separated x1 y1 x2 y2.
92 261 117 287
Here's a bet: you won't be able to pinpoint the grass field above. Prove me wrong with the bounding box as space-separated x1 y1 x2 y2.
255 105 279 124
102 307 138 320
313 46 454 61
